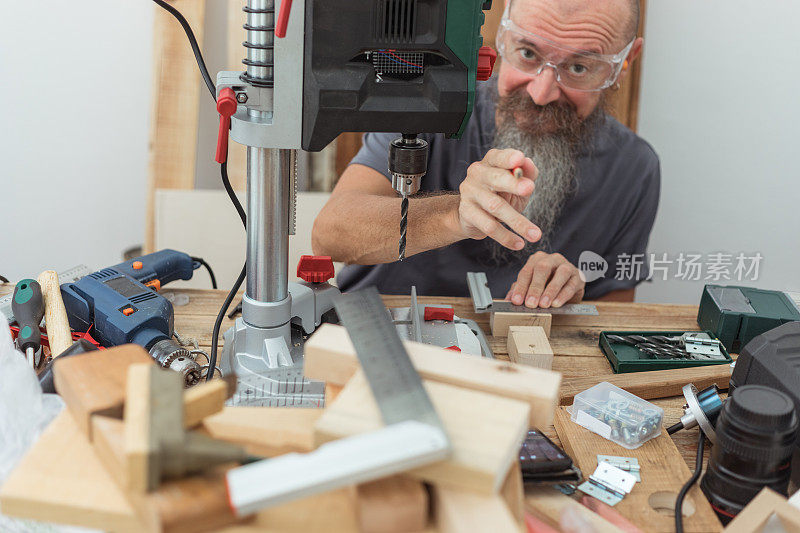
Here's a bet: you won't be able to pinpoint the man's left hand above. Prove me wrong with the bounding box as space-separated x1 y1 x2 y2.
505 251 586 308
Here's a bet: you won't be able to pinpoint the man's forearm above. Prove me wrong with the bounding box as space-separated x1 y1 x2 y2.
312 191 464 264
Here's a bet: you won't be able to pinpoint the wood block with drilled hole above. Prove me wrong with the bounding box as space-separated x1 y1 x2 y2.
305 324 560 428
525 488 624 532
314 371 530 494
507 326 554 370
490 312 552 337
201 406 323 457
53 344 153 438
552 407 721 532
355 476 429 533
433 484 522 533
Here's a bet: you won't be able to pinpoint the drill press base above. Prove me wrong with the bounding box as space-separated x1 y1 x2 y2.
220 281 340 407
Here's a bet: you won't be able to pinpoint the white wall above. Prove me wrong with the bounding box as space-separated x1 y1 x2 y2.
0 1 153 280
636 0 800 303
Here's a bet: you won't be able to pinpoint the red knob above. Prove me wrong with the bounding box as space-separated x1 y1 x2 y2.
297 255 334 283
476 46 497 81
215 88 238 164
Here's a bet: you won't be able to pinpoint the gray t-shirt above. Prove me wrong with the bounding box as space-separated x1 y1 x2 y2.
337 81 660 299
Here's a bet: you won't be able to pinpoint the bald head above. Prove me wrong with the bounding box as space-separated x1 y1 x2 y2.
510 0 639 50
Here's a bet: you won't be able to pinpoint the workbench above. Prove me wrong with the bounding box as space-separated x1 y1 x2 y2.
1 286 732 531
165 290 721 471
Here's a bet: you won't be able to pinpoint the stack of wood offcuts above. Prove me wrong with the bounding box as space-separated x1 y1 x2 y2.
0 322 561 533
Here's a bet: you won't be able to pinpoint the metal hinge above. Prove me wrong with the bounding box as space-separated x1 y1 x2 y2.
577 461 637 506
597 455 641 482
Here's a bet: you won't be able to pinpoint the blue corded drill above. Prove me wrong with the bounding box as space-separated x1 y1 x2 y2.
60 249 209 386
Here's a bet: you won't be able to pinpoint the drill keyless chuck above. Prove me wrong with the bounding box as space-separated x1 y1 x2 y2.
389 135 429 196
149 339 202 387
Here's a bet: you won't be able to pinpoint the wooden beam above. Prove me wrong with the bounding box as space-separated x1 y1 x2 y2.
314 371 530 494
525 488 624 533
491 312 552 337
304 323 560 428
146 0 207 253
433 484 521 533
507 326 553 369
553 407 721 532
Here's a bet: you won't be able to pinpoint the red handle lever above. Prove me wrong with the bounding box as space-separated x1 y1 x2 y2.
275 0 293 38
215 88 237 164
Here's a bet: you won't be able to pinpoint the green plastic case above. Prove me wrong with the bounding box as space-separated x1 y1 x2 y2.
599 330 733 374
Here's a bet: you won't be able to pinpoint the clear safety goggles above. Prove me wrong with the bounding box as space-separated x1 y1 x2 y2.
496 7 634 92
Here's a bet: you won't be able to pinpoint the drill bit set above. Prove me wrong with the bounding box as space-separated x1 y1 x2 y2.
599 330 732 374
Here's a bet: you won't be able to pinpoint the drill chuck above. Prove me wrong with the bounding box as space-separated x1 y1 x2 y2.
149 339 202 387
389 135 428 196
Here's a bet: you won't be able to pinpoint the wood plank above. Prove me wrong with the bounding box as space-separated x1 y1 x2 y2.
501 463 525 526
559 363 732 405
507 326 553 369
201 406 322 457
433 484 522 533
314 371 530 494
0 411 146 532
304 323 560 428
355 476 429 533
491 312 552 337
146 0 206 253
553 407 721 532
184 377 232 428
53 344 154 438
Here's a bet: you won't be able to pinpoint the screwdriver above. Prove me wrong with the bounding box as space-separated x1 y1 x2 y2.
12 279 44 367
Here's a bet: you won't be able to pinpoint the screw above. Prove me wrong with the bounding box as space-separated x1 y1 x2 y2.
236 92 248 103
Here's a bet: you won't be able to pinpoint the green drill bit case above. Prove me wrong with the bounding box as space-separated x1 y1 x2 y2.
599 330 733 374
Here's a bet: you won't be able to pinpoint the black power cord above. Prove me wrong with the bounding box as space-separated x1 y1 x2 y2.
0 274 9 284
676 431 706 533
151 1 248 381
190 256 218 289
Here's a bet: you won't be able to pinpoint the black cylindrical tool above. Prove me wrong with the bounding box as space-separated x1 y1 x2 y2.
389 134 429 261
700 385 798 524
12 279 44 367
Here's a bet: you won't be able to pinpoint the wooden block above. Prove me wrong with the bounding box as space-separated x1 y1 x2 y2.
433 484 522 533
525 488 624 532
490 312 552 337
184 377 232 428
0 411 146 532
305 324 560 428
507 326 554 369
38 270 73 356
53 344 153 437
314 371 530 494
356 476 429 533
124 363 184 493
724 488 800 532
552 407 722 532
202 406 322 457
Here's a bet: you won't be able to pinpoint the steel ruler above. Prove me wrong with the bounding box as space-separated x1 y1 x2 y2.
333 286 448 431
2 265 92 324
467 271 598 315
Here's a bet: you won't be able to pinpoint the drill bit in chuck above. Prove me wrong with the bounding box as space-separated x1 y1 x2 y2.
389 134 428 261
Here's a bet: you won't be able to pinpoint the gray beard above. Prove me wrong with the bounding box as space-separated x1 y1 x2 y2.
487 125 579 264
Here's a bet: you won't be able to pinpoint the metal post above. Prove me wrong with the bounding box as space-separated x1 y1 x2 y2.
246 147 291 304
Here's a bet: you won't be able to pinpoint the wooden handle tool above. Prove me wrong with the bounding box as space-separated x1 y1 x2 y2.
37 270 72 357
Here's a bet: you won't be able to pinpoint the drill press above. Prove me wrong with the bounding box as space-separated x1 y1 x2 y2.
214 0 495 405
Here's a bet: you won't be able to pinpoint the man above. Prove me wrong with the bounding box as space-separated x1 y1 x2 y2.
312 0 659 308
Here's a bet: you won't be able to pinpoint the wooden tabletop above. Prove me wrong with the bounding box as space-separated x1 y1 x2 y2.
161 289 723 471
0 282 718 469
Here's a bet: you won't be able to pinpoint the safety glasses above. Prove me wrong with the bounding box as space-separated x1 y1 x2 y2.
496 5 634 92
